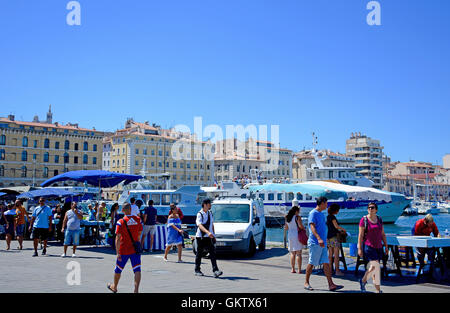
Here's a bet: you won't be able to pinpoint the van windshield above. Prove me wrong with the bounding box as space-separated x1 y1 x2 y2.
211 204 250 223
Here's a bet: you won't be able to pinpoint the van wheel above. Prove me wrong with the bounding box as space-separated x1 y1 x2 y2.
258 230 266 251
247 236 256 257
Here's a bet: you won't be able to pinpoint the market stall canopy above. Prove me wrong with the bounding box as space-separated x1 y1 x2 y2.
40 170 143 188
18 188 79 199
0 186 36 195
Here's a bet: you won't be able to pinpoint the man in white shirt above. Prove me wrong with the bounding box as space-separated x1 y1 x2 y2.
194 199 222 278
130 197 141 218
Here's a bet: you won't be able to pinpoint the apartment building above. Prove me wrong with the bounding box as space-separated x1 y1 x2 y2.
346 132 384 189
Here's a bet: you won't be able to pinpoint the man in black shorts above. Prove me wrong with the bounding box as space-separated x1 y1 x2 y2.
29 198 53 257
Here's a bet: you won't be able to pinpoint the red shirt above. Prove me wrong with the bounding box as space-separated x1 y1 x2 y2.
414 218 439 236
168 207 184 220
115 215 143 255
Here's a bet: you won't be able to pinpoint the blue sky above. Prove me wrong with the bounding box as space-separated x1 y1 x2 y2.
0 0 449 164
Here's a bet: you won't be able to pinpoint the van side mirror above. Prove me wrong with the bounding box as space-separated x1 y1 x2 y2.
253 216 260 225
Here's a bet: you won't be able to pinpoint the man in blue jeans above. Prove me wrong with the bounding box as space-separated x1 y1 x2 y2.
61 202 83 258
304 196 343 291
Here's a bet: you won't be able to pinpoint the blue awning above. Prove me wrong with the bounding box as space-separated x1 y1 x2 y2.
40 170 143 188
18 188 79 199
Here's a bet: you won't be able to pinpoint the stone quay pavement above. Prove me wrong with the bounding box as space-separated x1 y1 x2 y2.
0 240 449 293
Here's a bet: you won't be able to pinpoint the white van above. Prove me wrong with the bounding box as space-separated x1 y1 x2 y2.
193 197 266 256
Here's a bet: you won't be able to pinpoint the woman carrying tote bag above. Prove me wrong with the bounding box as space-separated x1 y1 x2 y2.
285 206 305 273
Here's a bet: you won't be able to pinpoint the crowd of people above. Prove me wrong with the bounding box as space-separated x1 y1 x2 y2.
107 198 222 293
284 197 444 293
1 194 445 293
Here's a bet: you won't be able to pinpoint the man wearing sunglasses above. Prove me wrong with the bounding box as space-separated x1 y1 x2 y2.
29 197 53 257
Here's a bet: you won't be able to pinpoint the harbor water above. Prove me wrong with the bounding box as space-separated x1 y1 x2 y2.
266 213 450 243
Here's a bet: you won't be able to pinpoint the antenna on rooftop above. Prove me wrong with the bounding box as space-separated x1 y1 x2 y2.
312 132 318 152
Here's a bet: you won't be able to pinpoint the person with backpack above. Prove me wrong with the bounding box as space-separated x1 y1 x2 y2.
107 203 143 293
194 198 223 278
358 202 388 293
4 203 17 251
284 206 305 273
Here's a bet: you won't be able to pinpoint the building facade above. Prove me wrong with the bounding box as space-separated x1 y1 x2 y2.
105 119 214 191
346 132 384 189
214 138 293 183
383 161 450 200
443 154 450 170
292 149 367 185
0 111 104 187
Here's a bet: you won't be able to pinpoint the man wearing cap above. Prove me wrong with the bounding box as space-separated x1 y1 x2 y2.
29 197 53 257
107 202 143 293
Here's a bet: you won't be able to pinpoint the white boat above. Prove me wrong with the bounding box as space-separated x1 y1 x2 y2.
417 201 440 215
245 181 410 224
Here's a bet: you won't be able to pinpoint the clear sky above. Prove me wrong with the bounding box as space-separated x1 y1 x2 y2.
1 0 449 164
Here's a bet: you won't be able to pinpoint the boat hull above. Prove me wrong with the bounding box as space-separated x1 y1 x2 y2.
262 198 410 224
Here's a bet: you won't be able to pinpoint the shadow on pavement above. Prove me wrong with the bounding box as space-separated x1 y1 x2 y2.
216 247 288 261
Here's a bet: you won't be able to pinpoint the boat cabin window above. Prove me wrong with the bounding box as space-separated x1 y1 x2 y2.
162 194 171 205
172 193 181 205
259 193 265 200
296 193 303 201
268 193 274 201
151 194 161 205
287 192 294 201
196 192 207 204
277 193 283 201
305 194 312 201
141 194 148 204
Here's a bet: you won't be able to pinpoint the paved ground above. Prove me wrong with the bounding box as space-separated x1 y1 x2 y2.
0 240 449 293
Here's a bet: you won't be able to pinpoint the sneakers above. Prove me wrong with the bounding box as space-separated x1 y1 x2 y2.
32 251 38 257
61 253 67 258
213 270 223 278
195 271 204 276
359 278 367 292
42 248 46 256
72 254 77 258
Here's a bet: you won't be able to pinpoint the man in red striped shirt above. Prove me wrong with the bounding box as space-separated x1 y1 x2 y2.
107 203 143 293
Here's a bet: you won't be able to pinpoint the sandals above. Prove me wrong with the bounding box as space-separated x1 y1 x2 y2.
304 285 314 291
107 283 117 293
329 285 344 292
291 269 296 273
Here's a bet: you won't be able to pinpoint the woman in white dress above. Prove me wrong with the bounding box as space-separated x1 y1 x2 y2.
285 206 305 273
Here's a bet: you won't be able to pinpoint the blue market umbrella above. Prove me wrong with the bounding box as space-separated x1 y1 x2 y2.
40 170 143 188
18 188 79 199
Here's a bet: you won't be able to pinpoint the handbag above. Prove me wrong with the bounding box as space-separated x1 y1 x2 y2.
296 216 308 245
123 217 142 255
337 231 347 243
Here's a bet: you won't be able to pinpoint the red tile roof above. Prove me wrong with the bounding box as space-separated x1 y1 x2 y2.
0 117 101 133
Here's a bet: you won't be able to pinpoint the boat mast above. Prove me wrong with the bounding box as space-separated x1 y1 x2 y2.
311 132 324 169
